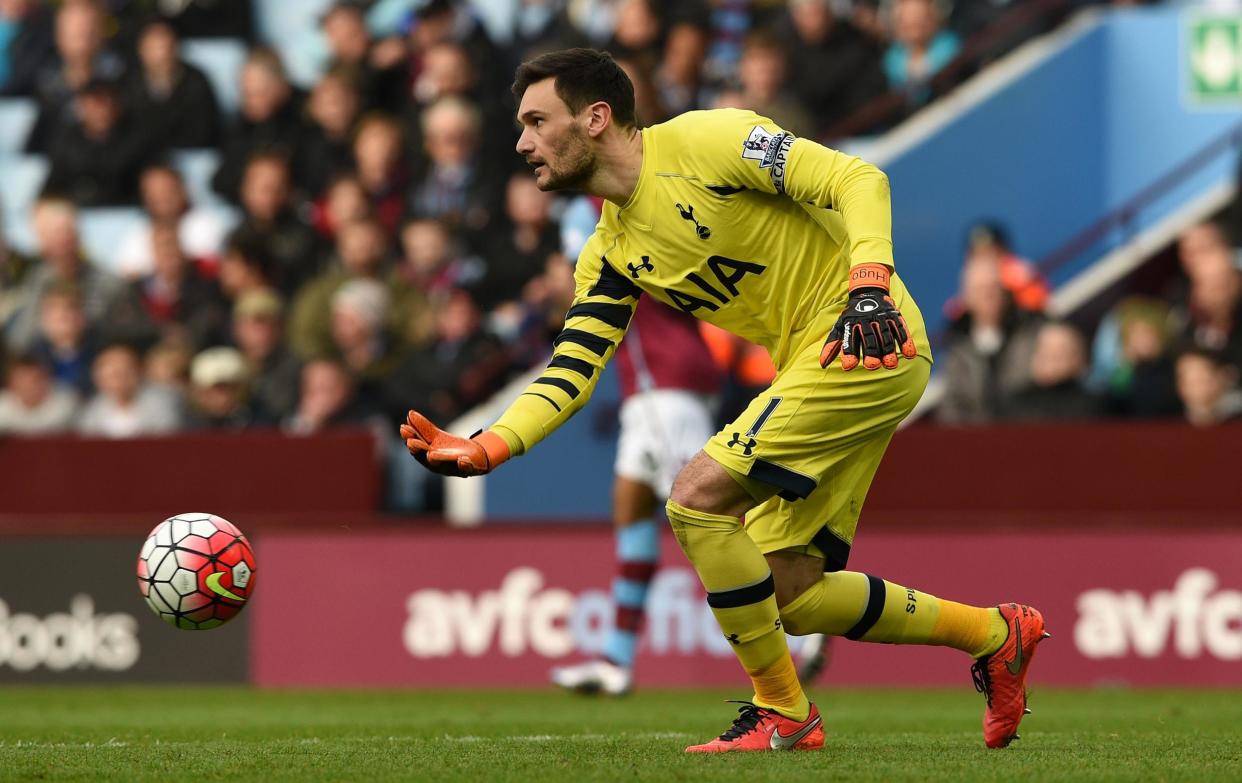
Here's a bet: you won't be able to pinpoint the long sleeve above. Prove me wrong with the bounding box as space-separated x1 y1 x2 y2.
678 108 894 269
780 138 893 268
489 233 641 455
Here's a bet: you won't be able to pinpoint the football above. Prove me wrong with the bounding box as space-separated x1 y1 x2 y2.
136 513 257 630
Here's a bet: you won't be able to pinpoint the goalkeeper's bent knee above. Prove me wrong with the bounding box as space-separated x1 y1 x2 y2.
665 499 768 593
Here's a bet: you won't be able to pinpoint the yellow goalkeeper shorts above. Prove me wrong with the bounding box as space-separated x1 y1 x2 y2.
702 315 931 571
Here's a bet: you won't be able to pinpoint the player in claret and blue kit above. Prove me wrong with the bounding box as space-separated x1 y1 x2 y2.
401 48 1048 752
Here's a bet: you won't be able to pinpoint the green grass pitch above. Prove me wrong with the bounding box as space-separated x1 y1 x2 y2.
0 687 1238 782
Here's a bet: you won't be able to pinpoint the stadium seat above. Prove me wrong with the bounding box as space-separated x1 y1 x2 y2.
172 148 226 209
0 154 50 253
252 0 333 88
78 208 145 271
181 38 248 116
0 99 37 154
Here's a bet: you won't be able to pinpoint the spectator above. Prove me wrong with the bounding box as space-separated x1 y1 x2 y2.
289 217 390 360
884 0 961 103
609 0 662 63
782 0 887 134
394 215 479 299
235 152 323 299
106 222 230 351
999 321 1100 420
0 0 55 97
26 0 124 153
125 19 220 150
232 288 300 421
144 332 193 396
0 210 36 329
311 174 373 241
1177 221 1232 278
730 32 815 138
0 353 79 435
408 96 503 231
351 113 408 236
320 0 404 111
217 227 276 304
43 77 151 207
211 47 304 202
936 259 1040 423
113 164 231 279
944 221 1047 319
1175 345 1242 427
383 289 507 423
406 39 512 166
28 282 98 394
6 198 124 352
470 171 561 311
295 66 363 198
655 22 708 116
401 0 506 99
284 357 379 435
1177 243 1242 370
186 345 267 429
77 342 182 437
329 277 404 386
490 252 576 368
390 216 473 348
1100 297 1181 418
411 39 478 107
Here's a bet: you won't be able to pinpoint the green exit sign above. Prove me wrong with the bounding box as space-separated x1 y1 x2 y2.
1188 14 1242 103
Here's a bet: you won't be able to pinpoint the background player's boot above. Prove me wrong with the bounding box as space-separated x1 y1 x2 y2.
549 660 632 696
795 634 832 682
685 702 823 753
970 603 1049 748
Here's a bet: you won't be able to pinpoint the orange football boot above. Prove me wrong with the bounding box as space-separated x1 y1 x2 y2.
970 603 1050 748
685 702 823 753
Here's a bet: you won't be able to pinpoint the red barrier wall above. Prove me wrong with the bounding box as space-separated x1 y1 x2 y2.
867 421 1242 516
0 430 382 519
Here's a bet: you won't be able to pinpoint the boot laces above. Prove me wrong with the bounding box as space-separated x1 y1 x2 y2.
717 701 771 741
971 658 993 707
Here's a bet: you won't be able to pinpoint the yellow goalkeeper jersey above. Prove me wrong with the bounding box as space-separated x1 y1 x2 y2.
492 108 931 455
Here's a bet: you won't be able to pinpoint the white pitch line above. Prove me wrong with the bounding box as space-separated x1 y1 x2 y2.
1 739 129 749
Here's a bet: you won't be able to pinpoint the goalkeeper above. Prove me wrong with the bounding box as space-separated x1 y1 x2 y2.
401 48 1047 753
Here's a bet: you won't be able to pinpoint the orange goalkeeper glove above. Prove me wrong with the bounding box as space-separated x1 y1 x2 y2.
820 263 919 371
399 411 511 477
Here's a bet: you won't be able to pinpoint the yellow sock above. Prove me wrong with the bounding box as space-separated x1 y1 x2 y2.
780 571 1007 657
932 601 1008 658
666 500 808 721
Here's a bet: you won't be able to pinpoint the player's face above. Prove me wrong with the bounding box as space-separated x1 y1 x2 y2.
516 78 596 192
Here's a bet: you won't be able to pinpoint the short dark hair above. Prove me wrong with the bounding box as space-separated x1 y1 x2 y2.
512 48 636 129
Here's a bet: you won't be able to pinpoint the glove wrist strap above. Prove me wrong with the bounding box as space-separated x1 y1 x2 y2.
848 263 891 293
475 430 511 470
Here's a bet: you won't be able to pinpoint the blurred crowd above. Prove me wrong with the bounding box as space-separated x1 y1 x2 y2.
0 0 1225 513
936 219 1242 427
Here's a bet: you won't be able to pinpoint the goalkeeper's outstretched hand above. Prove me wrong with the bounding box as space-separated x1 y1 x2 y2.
820 263 919 371
400 411 510 477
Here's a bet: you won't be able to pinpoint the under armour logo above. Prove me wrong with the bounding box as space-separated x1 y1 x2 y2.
627 256 655 278
675 203 711 240
727 633 740 645
727 433 756 456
